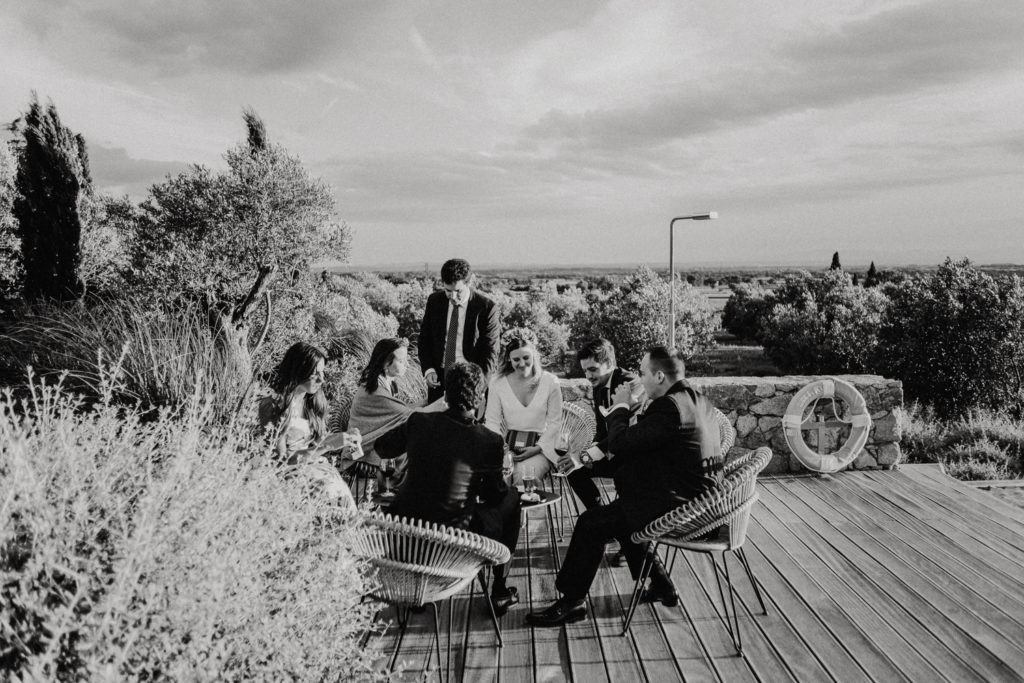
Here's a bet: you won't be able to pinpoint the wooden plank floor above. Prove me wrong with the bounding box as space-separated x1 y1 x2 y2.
367 464 1024 682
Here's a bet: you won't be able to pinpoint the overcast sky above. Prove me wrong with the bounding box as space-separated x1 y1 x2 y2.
2 0 1022 268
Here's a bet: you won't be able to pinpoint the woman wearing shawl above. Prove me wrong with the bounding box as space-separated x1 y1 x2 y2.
348 338 446 482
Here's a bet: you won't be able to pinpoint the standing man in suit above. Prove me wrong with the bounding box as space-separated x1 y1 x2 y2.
419 258 501 403
526 346 724 626
375 361 521 614
559 338 637 510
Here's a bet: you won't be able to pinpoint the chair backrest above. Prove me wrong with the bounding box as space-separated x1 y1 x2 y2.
561 401 597 460
714 408 736 454
632 447 772 550
354 511 511 606
719 447 772 548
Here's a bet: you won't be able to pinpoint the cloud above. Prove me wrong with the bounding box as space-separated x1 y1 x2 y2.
8 0 406 76
523 0 1024 151
86 143 189 198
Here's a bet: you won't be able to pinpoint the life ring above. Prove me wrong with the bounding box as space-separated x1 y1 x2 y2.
781 378 871 473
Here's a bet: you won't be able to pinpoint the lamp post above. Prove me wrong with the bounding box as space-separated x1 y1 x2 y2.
669 212 718 350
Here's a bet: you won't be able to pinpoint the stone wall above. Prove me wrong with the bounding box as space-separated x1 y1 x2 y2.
560 375 903 475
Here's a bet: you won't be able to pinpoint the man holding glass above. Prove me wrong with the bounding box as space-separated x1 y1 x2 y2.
527 346 724 627
375 361 521 614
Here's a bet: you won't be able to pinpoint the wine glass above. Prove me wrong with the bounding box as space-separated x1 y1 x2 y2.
381 458 396 497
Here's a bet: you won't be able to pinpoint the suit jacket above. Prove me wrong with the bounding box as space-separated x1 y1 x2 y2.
607 380 724 530
418 290 500 383
375 409 508 530
590 367 637 453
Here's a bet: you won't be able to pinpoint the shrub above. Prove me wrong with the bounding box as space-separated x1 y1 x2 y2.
0 142 19 303
898 402 1024 480
0 376 387 681
876 259 1024 417
570 265 716 371
758 269 888 374
721 282 775 342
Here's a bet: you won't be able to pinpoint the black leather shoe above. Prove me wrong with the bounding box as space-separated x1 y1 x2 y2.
525 597 587 627
642 581 679 607
490 586 519 616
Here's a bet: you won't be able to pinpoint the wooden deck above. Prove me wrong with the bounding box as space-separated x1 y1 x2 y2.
367 465 1024 682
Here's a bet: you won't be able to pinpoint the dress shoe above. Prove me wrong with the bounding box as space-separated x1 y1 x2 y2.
642 581 679 607
525 597 587 627
490 586 519 616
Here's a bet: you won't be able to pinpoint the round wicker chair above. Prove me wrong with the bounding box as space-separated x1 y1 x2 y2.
547 401 598 535
354 510 512 675
621 447 772 653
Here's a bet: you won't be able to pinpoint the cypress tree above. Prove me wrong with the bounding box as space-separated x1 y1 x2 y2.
11 94 91 301
829 251 842 270
865 261 879 288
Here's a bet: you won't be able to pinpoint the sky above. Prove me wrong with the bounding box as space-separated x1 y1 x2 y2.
2 0 1023 268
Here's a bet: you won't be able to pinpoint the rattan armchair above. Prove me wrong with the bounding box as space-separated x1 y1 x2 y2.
354 511 512 679
547 401 598 534
621 447 772 654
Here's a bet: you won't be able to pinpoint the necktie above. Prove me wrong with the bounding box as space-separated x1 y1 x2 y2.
443 302 460 369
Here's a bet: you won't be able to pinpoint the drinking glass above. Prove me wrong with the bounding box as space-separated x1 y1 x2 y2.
381 459 396 496
523 465 537 494
502 445 514 483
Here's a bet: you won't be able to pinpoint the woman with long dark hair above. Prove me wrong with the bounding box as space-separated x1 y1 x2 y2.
349 337 446 468
258 342 358 505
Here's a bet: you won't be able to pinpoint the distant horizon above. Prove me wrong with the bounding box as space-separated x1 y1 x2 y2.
327 258 1024 273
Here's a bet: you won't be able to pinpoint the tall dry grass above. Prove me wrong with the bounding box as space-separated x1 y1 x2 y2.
0 298 250 422
0 375 389 681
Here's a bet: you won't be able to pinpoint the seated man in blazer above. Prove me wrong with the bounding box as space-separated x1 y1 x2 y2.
526 346 724 626
560 338 638 510
418 258 501 403
376 361 521 614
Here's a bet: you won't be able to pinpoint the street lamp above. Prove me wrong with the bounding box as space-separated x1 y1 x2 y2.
669 212 718 350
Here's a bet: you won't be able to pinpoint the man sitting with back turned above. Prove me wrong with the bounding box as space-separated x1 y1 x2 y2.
526 345 724 626
375 361 521 614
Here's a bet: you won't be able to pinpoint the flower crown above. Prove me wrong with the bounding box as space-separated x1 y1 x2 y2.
501 326 538 349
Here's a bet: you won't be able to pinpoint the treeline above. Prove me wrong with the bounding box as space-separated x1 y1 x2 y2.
722 260 1024 418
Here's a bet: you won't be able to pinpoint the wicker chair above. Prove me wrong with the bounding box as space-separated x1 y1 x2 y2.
354 511 512 679
621 447 772 653
716 408 736 454
343 460 381 504
547 401 598 535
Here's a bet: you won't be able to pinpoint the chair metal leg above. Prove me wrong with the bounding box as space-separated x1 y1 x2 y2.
448 597 454 683
722 552 742 655
429 602 446 683
708 554 734 643
477 570 504 647
736 547 767 616
621 544 656 635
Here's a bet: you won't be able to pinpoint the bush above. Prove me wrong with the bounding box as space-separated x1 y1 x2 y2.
0 297 250 422
721 282 775 342
876 259 1024 417
570 265 716 371
0 377 387 681
899 402 1024 480
758 269 888 374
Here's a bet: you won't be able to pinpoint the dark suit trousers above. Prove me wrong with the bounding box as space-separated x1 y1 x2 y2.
470 488 521 578
566 458 620 510
555 499 647 601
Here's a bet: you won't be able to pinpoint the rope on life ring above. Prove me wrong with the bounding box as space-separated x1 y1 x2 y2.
781 378 872 473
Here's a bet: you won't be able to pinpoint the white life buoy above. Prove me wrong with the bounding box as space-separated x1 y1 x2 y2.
781 378 871 473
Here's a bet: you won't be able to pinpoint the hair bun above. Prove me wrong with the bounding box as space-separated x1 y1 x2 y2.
501 327 538 348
